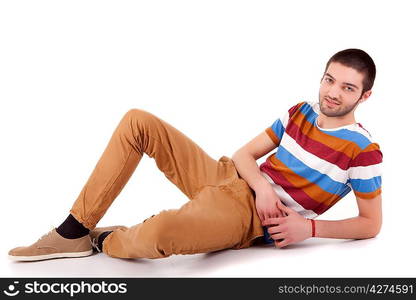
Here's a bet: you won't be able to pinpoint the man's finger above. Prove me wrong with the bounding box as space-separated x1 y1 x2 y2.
263 217 283 226
275 202 286 217
277 202 296 215
262 217 275 226
267 225 284 236
270 232 287 241
276 208 283 218
275 238 291 248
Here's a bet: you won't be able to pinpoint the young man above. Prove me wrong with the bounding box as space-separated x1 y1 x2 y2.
8 48 382 262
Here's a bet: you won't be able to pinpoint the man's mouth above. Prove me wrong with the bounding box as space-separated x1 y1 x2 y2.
324 97 340 107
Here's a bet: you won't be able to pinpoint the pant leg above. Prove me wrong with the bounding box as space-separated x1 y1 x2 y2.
70 108 239 229
102 178 264 259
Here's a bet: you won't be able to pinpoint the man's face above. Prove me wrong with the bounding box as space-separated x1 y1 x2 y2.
318 62 366 117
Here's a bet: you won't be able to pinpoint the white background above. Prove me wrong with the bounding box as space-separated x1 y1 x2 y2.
1 0 415 277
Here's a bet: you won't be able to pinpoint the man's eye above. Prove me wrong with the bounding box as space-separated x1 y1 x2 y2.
344 87 354 92
325 78 332 83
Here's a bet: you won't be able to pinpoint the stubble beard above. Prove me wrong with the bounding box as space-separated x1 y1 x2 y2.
318 95 361 118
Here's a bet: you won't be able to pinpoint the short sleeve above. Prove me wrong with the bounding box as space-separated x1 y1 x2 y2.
348 143 383 199
265 102 303 146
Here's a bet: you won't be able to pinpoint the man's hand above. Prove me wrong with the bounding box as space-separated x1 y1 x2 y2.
262 202 312 248
254 186 286 223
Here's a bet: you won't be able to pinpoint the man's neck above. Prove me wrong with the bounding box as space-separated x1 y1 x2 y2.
317 114 357 129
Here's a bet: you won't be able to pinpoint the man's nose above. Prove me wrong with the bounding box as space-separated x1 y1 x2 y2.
327 84 340 99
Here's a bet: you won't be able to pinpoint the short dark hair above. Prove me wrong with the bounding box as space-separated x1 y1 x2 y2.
324 48 376 95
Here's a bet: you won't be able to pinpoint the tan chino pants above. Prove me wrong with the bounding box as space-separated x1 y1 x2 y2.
70 108 264 259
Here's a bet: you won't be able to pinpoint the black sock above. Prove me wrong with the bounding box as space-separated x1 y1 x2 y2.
56 214 90 239
97 231 113 252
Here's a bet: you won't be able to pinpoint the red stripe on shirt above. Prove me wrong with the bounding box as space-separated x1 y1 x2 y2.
350 149 383 167
286 120 352 170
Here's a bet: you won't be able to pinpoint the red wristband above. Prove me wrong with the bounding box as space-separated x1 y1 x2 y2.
310 219 316 237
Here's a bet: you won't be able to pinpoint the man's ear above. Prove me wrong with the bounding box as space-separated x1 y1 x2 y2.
359 90 372 103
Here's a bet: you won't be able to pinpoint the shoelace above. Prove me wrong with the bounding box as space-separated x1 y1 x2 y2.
37 226 56 242
91 237 102 253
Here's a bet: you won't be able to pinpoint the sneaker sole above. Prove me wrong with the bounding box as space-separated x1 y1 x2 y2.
8 249 93 262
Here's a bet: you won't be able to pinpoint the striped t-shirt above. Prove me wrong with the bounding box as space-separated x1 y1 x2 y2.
259 101 383 220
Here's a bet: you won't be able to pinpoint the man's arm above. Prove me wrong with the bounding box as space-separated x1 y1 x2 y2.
231 131 276 192
232 131 286 220
315 194 382 239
